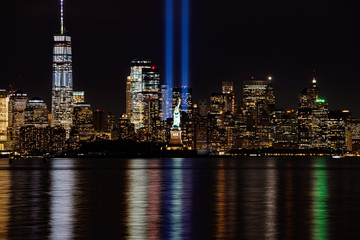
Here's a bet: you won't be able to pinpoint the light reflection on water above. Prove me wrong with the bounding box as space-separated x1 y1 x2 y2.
147 159 161 240
265 159 278 240
0 169 10 239
50 158 75 240
163 158 183 240
127 159 148 240
0 157 360 239
312 158 328 240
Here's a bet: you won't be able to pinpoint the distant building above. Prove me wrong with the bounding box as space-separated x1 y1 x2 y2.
210 93 226 114
193 104 208 150
7 90 28 150
271 109 298 149
105 112 117 140
207 113 227 153
242 77 275 148
298 76 319 149
118 114 135 140
73 103 94 141
105 112 115 132
130 59 152 130
73 91 85 105
126 76 131 118
0 90 8 150
51 31 74 138
25 97 48 128
222 81 235 114
20 126 66 155
93 109 105 132
198 100 208 117
350 118 360 152
298 75 329 150
141 67 162 142
312 99 329 149
222 81 233 94
328 110 347 152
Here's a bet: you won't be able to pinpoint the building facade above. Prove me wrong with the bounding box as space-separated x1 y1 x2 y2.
24 97 48 128
0 90 8 150
130 59 152 130
51 32 73 137
7 90 28 150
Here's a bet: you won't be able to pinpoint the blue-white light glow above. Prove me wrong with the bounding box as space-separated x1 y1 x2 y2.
164 0 174 119
181 0 189 111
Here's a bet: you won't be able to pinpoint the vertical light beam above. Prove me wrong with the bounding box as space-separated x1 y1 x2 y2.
165 0 173 118
60 0 64 34
181 0 189 111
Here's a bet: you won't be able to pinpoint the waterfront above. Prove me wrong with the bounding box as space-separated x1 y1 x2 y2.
1 157 360 239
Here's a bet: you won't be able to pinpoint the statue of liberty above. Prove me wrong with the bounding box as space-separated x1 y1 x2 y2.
172 98 181 129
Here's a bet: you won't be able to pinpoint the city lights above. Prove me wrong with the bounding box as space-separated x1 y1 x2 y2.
0 0 358 157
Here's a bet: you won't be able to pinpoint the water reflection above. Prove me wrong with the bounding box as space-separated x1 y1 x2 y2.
216 159 226 239
265 159 278 240
242 165 266 239
285 162 294 239
8 160 51 239
312 158 329 240
50 159 75 240
181 159 193 239
127 159 148 240
0 157 359 239
163 158 183 240
147 159 162 239
0 168 10 239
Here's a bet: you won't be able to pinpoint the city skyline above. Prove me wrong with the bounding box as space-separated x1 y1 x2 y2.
2 0 360 117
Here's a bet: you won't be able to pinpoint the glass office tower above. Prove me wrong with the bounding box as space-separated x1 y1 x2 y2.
51 1 73 138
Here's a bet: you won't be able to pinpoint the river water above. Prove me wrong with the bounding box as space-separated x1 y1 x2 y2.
0 157 360 239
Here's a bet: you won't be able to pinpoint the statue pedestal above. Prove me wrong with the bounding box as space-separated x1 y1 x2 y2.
167 128 184 150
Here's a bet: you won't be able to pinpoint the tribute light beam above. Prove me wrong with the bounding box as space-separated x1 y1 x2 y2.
181 0 189 111
165 0 174 119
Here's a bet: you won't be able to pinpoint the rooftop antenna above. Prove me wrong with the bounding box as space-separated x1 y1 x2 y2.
60 0 64 34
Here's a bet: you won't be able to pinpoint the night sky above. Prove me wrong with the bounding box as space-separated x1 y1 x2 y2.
2 0 360 117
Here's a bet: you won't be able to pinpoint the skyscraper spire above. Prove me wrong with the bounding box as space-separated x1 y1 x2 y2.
60 0 64 34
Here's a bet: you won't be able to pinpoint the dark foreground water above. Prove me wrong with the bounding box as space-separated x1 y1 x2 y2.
1 157 360 239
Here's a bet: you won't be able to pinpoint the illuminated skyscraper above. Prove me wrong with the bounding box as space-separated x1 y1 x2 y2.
73 103 94 141
298 75 324 149
270 109 298 149
210 93 226 114
222 81 233 94
7 90 28 150
130 59 152 130
0 90 8 150
51 0 73 138
24 97 49 128
73 91 85 105
328 110 347 152
142 67 162 141
242 77 275 148
126 76 131 118
119 114 135 140
105 112 115 132
312 98 328 149
243 77 275 123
